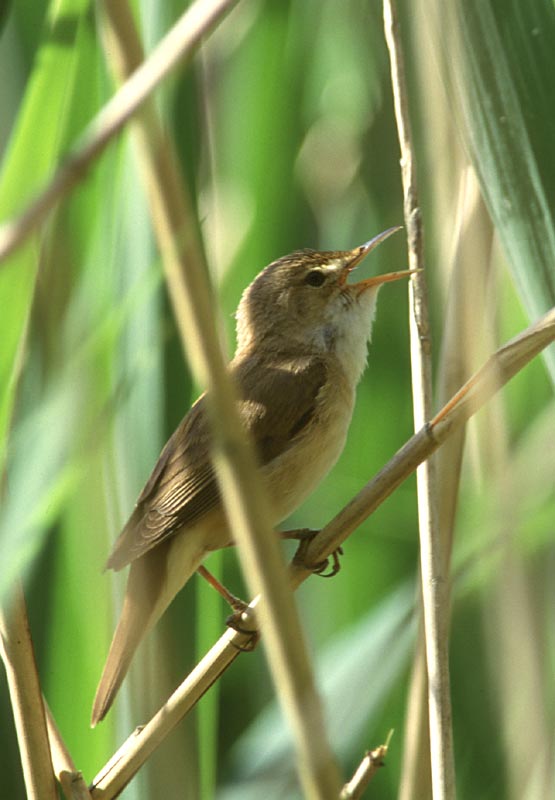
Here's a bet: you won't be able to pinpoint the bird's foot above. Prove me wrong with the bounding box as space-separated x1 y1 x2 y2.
280 527 319 542
288 529 344 578
197 565 247 610
226 603 260 652
197 567 259 650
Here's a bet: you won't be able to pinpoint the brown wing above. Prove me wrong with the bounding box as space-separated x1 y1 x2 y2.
106 354 327 570
105 397 217 570
234 353 328 463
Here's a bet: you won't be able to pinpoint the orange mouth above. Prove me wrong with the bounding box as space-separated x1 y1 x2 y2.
354 267 418 295
338 226 404 286
336 226 419 293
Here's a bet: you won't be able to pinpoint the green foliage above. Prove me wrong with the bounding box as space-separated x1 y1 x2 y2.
440 0 555 378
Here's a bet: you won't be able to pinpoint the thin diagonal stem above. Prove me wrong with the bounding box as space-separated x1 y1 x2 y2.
90 307 555 798
0 0 239 265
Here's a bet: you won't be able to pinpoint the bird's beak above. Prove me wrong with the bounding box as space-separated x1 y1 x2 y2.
340 226 418 292
354 266 419 294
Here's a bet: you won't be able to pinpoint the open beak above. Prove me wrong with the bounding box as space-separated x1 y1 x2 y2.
339 226 418 292
354 266 418 294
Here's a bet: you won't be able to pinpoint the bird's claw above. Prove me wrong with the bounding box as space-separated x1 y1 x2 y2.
291 530 344 578
310 547 344 578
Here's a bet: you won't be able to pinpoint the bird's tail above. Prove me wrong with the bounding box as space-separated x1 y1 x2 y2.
91 532 205 727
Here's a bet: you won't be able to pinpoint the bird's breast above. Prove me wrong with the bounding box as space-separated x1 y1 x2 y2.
261 366 356 523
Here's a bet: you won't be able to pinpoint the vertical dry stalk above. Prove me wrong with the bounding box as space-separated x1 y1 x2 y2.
99 3 342 797
400 171 493 800
383 2 456 799
435 173 492 561
0 583 58 800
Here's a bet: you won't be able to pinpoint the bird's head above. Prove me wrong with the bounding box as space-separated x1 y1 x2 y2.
235 227 412 362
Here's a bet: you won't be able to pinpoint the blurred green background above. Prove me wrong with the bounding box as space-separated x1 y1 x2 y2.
1 1 554 798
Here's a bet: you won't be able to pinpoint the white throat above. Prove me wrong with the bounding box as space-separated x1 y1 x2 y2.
328 288 380 387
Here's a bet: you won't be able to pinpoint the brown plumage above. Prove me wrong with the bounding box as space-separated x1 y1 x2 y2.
91 229 410 726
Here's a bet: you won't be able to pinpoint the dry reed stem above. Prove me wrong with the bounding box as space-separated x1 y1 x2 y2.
398 632 431 800
0 0 239 264
0 582 58 800
340 742 389 799
98 3 342 798
45 703 92 800
435 172 492 559
91 622 253 797
399 170 491 800
292 306 555 578
383 2 456 797
90 306 555 797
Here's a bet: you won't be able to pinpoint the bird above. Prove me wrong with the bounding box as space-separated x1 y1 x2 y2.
91 226 413 726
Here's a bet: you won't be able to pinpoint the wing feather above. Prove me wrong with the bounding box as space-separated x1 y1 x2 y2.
106 354 327 570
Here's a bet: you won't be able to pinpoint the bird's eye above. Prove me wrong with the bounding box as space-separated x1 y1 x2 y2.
304 270 326 287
